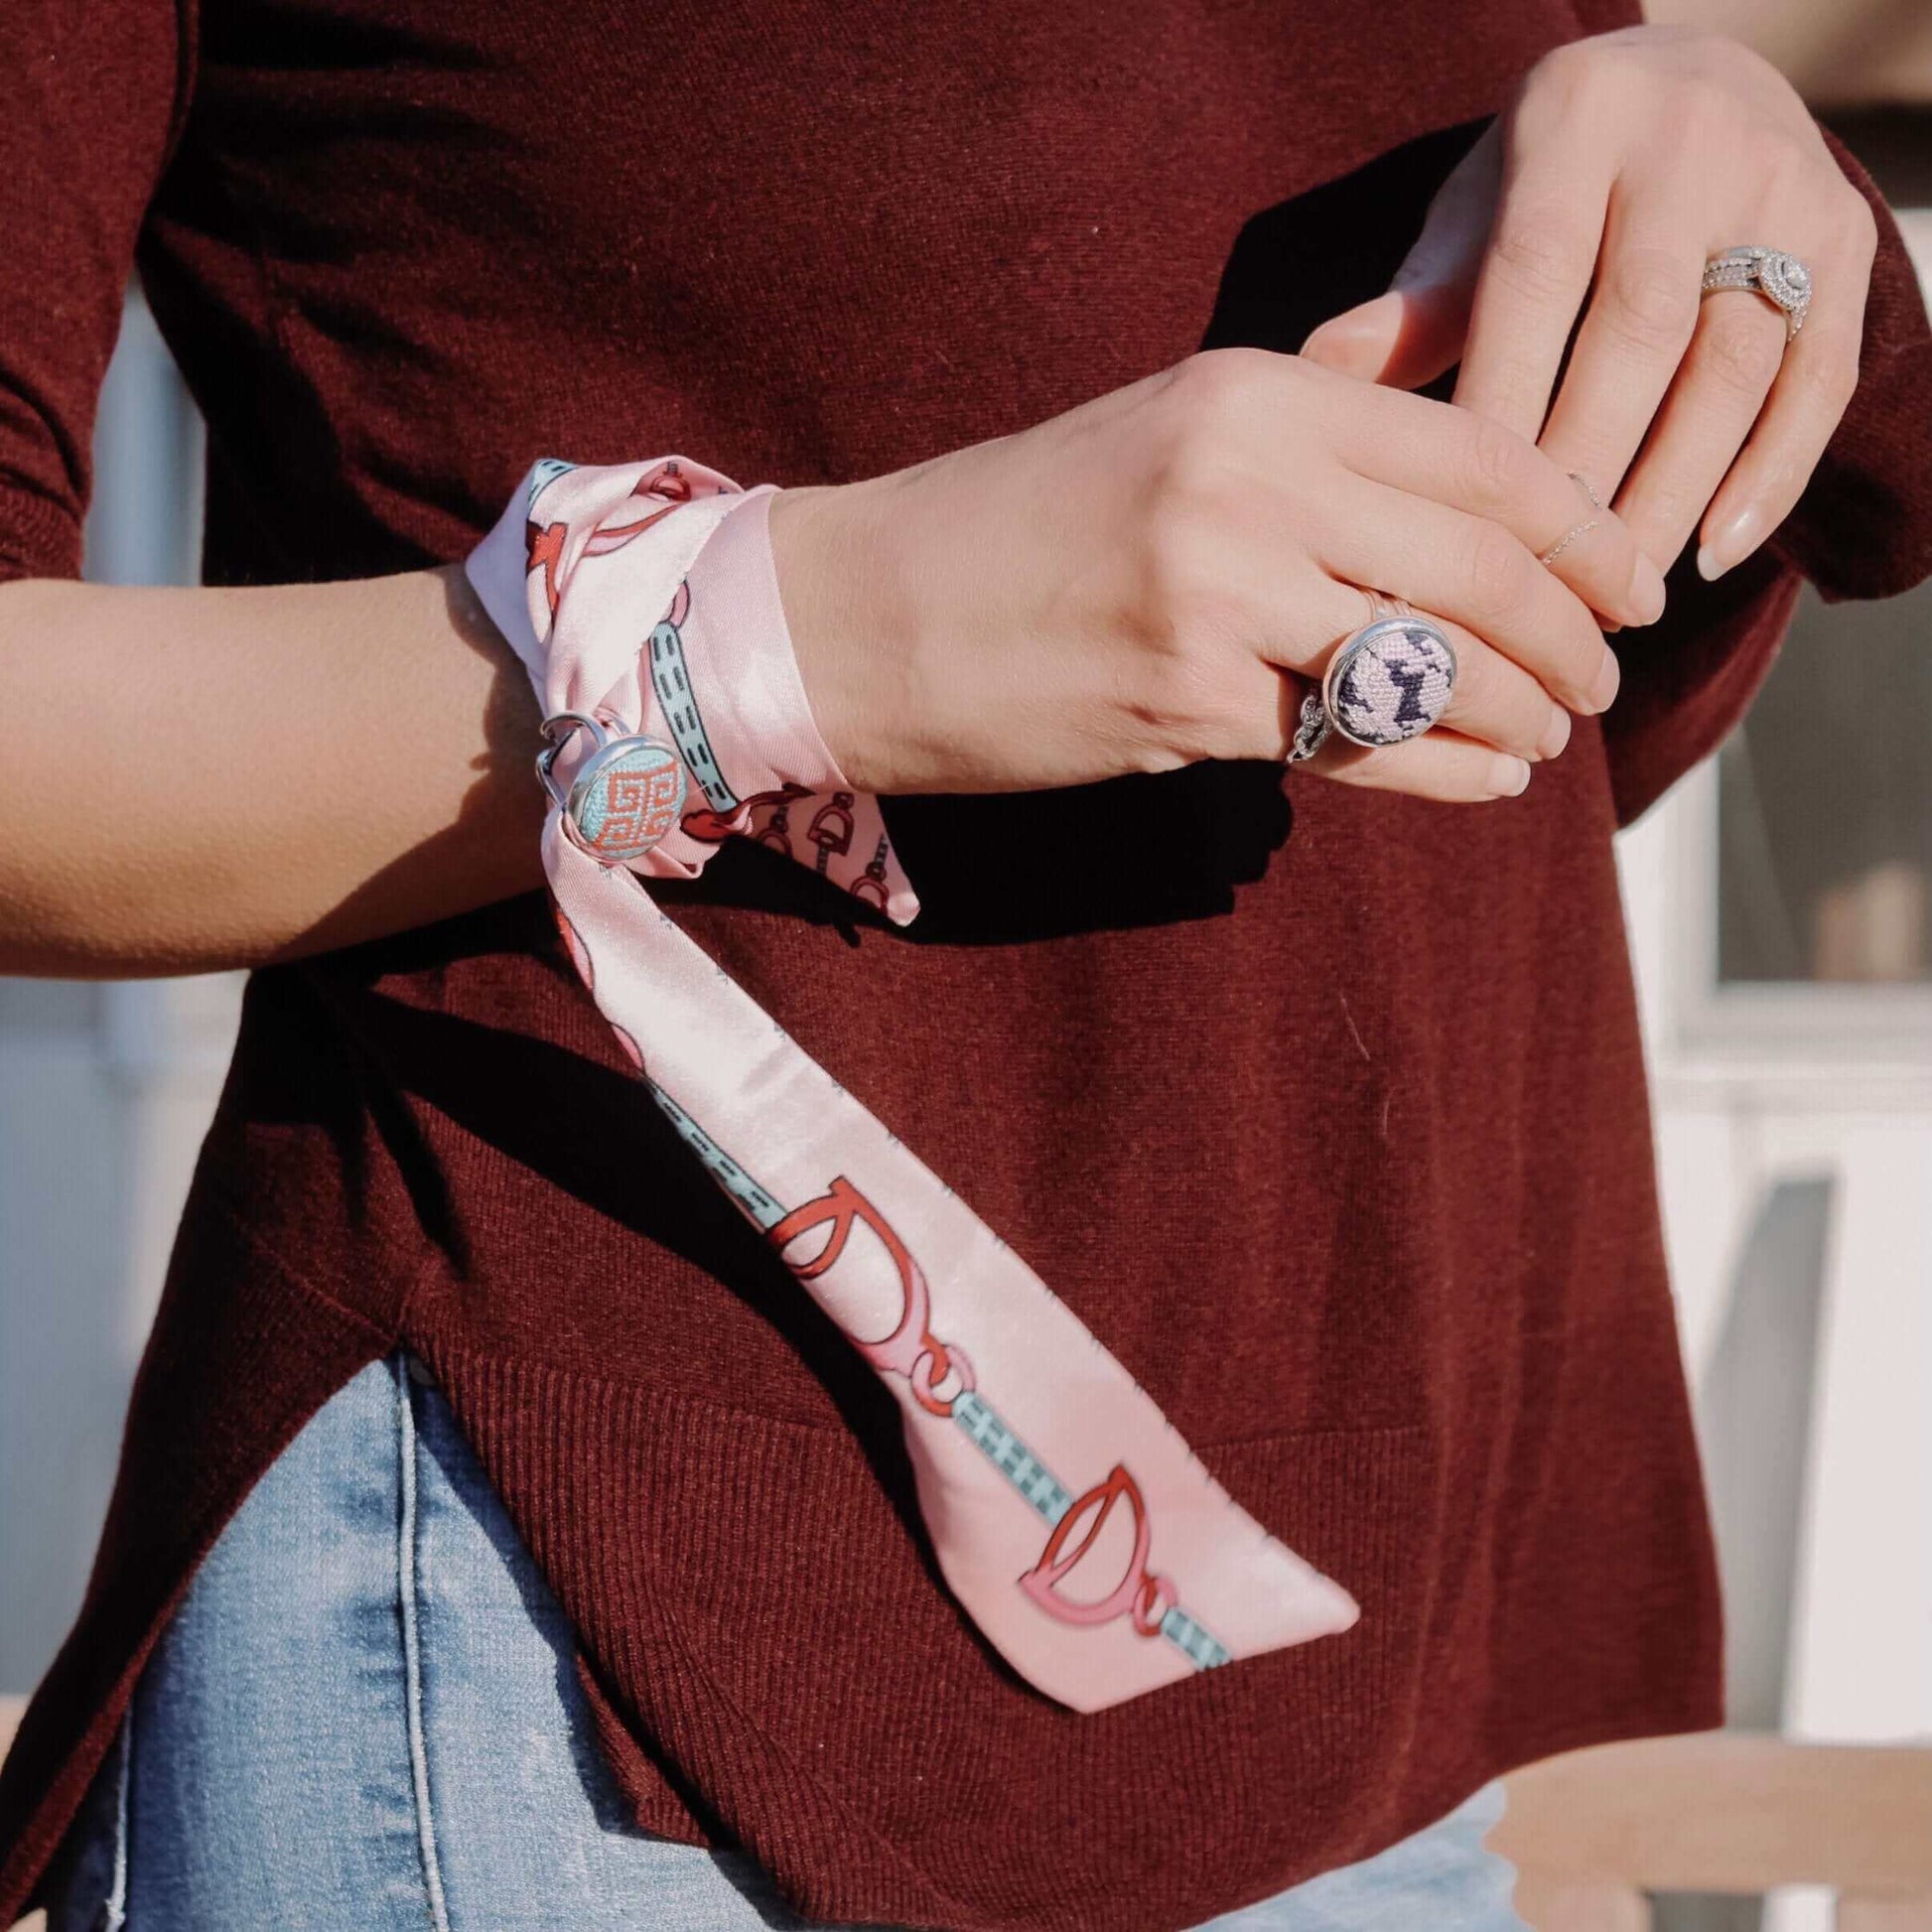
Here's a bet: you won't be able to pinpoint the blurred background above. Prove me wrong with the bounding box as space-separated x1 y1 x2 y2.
0 8 1927 1931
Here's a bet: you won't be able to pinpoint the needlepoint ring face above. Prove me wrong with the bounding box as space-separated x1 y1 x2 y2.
1322 616 1458 749
539 714 688 862
571 737 687 860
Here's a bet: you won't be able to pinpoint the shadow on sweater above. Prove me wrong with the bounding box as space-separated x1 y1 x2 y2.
337 983 1038 1695
654 120 1487 948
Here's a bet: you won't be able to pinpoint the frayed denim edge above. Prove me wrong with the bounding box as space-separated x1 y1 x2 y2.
96 1704 130 1932
395 1355 453 1932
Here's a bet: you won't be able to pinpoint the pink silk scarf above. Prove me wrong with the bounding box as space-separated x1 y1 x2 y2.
467 457 1359 1713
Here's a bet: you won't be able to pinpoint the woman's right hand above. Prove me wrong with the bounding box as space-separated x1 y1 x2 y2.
768 346 1668 804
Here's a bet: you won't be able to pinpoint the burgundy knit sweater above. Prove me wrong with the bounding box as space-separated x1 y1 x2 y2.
5 1 1932 1926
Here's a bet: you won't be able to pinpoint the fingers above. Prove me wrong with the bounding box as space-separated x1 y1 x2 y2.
1299 123 1502 391
1279 574 1572 803
1449 148 1609 442
1613 286 1787 572
1312 477 1622 717
1299 283 1467 395
1435 621 1574 763
1536 200 1707 502
1258 571 1573 765
1216 574 1538 803
1302 726 1534 803
1321 377 1666 625
1696 217 1874 579
1230 581 1538 801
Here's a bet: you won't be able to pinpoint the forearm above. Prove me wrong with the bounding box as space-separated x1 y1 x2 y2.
0 566 543 977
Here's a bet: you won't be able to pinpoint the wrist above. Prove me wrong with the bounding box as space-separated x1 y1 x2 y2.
768 478 913 795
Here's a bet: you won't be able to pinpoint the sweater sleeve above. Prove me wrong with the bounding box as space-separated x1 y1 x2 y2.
1602 126 1932 825
0 0 195 585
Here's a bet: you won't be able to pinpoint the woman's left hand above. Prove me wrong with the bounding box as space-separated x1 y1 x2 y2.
1302 26 1878 584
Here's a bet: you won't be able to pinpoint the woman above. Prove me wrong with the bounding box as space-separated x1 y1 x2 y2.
2 1 1928 1926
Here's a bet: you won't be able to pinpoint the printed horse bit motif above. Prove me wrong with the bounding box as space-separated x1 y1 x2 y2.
651 1083 1231 1667
481 453 1362 1712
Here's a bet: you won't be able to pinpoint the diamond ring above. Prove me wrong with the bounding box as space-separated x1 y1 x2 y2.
1701 246 1812 341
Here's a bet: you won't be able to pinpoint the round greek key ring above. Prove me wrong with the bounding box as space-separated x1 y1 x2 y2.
537 713 687 863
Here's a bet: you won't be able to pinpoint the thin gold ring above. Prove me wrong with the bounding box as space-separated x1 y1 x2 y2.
1538 473 1600 567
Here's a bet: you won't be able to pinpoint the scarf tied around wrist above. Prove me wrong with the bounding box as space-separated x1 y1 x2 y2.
466 456 1359 1713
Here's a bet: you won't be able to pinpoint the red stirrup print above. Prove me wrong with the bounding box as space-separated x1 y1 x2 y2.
468 455 1361 1711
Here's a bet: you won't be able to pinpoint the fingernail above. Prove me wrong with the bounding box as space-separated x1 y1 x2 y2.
1489 755 1532 797
1538 706 1572 760
1628 553 1668 625
1587 645 1622 715
1698 502 1767 582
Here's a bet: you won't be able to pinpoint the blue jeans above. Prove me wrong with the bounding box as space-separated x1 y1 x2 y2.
45 1354 1527 1931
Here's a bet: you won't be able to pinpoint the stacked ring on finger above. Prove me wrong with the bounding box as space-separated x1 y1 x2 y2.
1287 590 1459 764
1537 472 1601 567
1701 246 1813 341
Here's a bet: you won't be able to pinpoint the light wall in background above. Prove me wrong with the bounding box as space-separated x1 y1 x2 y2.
1650 0 1932 106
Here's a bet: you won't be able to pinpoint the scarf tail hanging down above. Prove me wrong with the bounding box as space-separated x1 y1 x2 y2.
467 457 1359 1715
